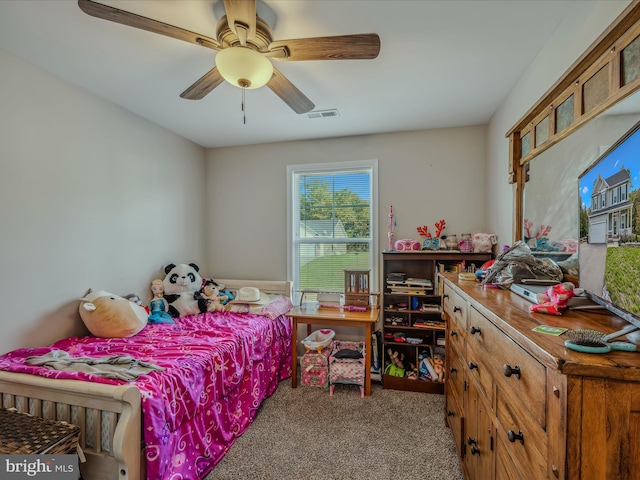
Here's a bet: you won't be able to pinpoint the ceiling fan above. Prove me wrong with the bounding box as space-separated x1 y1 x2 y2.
78 0 381 114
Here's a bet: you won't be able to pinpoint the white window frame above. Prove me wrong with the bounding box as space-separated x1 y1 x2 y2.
286 159 378 305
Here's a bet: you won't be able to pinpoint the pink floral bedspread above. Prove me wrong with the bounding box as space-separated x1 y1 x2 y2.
0 311 292 480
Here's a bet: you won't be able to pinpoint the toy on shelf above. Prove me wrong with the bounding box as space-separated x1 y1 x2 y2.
417 219 446 250
385 348 405 377
388 204 395 251
432 353 445 382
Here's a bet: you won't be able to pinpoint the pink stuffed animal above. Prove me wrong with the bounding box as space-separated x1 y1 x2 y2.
530 282 576 316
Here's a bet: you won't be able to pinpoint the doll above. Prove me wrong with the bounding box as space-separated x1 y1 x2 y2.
148 279 174 324
530 282 577 316
196 280 229 312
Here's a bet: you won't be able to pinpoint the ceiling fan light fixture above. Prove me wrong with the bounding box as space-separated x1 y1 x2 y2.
216 47 273 89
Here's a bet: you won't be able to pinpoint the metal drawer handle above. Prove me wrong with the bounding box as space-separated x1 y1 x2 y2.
449 367 457 373
443 294 449 299
447 410 455 417
450 330 457 337
466 436 477 445
507 429 525 445
470 445 481 455
468 362 478 370
453 306 462 313
470 326 481 335
503 364 521 379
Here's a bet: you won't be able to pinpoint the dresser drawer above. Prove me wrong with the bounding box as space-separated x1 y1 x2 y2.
468 306 546 427
443 283 468 333
465 341 494 407
448 344 466 403
445 382 465 460
495 435 525 480
495 384 547 480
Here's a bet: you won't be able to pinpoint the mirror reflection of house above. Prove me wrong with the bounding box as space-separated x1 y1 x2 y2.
588 168 633 243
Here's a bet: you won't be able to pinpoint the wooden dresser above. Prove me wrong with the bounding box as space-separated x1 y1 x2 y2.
441 273 640 480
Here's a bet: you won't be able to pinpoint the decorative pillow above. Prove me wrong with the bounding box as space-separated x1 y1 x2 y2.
261 295 294 319
79 290 148 338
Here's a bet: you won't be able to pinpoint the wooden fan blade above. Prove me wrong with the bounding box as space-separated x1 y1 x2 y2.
223 0 257 45
78 0 221 50
180 68 225 100
267 67 315 114
269 34 380 61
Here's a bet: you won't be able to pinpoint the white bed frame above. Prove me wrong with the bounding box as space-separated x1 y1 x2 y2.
0 279 291 480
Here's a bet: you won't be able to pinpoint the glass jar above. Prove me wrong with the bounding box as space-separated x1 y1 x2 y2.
445 235 458 250
460 233 472 252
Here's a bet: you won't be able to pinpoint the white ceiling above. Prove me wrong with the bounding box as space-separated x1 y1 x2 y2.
0 0 576 148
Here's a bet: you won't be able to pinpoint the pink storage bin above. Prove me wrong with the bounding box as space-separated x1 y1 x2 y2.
301 345 331 388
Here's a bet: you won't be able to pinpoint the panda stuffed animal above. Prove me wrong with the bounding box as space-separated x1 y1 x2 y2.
162 263 208 318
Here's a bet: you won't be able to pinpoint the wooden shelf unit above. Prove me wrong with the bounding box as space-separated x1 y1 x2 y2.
381 251 491 393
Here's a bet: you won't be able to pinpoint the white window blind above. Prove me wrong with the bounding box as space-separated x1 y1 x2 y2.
287 160 377 304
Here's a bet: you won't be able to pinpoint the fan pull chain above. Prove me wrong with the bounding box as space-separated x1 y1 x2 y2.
242 87 246 125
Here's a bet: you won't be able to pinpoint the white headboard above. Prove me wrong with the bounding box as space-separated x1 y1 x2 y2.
212 279 292 298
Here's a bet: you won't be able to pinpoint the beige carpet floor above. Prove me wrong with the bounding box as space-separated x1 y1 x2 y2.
205 379 464 480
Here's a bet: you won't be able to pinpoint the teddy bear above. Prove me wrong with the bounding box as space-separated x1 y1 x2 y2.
432 353 445 382
530 282 577 315
195 280 229 312
162 263 209 318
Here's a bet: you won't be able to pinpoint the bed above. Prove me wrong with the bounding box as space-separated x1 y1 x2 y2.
0 279 292 480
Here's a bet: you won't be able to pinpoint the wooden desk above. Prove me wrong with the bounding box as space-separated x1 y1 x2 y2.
287 305 379 396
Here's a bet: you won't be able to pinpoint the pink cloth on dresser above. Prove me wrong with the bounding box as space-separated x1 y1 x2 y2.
0 311 292 480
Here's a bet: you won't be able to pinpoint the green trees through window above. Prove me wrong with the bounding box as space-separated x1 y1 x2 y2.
289 162 377 298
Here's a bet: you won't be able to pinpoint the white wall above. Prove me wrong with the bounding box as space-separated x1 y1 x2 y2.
486 0 632 245
1 0 631 356
0 48 208 354
205 126 488 283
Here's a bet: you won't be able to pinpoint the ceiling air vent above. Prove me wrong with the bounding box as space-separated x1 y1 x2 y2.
306 109 339 119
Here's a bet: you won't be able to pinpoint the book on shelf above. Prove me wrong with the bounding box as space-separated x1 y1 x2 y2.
386 272 407 282
420 304 441 312
388 287 430 295
405 277 433 287
413 319 445 328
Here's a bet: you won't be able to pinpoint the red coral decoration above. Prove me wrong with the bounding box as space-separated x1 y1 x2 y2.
434 219 446 238
537 225 552 238
417 225 431 238
524 219 534 238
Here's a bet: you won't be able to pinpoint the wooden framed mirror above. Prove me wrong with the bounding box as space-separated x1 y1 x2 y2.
507 0 640 253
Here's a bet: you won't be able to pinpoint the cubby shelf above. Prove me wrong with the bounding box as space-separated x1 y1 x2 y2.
381 251 491 393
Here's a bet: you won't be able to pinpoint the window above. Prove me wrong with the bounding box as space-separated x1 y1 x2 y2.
287 160 378 304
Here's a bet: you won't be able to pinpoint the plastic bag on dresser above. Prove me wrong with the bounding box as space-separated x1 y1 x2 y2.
481 241 563 288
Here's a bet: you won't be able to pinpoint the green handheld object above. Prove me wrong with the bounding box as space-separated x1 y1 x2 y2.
565 339 637 354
